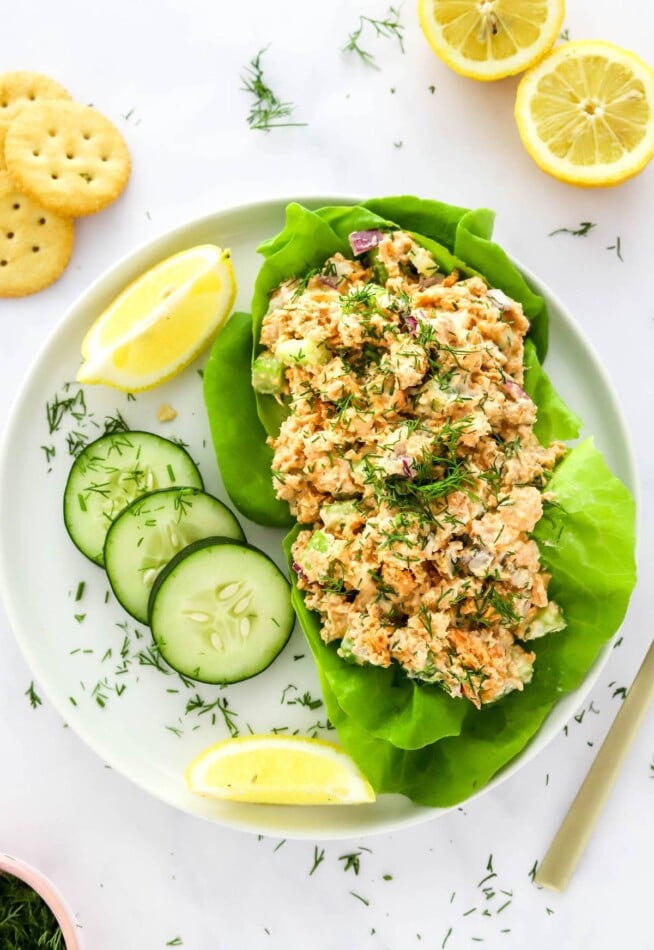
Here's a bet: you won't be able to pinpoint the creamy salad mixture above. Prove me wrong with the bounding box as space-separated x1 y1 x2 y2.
254 229 567 707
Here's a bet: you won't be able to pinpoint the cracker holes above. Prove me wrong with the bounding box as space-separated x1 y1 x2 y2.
51 174 59 180
48 129 57 137
32 246 40 253
32 149 40 157
12 203 20 210
66 152 74 160
6 232 14 239
38 217 46 225
1 102 7 109
82 132 92 140
0 260 7 267
28 93 36 100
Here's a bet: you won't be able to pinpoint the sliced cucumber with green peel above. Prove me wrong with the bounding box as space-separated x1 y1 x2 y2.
63 431 203 566
104 488 245 623
148 537 294 684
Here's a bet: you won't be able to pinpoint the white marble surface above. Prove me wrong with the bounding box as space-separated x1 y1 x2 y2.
1 1 653 947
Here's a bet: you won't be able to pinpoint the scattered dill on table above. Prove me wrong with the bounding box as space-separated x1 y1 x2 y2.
24 681 42 709
309 847 325 876
606 236 624 261
343 5 405 69
548 221 595 237
0 872 65 948
241 47 307 132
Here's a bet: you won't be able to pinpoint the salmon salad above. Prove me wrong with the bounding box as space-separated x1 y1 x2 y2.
252 228 568 708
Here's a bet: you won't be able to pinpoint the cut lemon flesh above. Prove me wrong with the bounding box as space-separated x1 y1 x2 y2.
515 41 654 186
417 0 565 81
77 244 236 392
185 734 376 805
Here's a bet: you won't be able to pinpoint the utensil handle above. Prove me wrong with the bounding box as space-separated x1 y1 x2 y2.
535 639 654 892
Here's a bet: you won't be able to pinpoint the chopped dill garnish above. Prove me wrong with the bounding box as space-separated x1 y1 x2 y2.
66 430 88 457
184 693 239 736
46 386 87 434
241 47 307 132
289 690 323 710
41 444 56 464
343 5 405 69
103 411 130 434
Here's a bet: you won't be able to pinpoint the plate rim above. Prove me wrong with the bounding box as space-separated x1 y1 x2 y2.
0 193 639 839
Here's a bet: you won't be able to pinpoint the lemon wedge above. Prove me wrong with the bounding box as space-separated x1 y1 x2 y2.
417 0 564 82
77 244 236 392
515 40 654 187
185 734 376 805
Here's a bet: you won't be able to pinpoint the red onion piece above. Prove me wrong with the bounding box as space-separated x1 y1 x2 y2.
317 274 339 289
349 230 385 256
400 455 416 479
404 314 418 335
504 377 530 401
292 562 308 581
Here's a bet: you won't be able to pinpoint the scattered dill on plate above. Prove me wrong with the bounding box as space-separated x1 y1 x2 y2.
0 872 65 949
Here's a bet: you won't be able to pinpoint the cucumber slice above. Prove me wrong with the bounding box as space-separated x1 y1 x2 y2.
63 431 203 566
104 488 245 623
149 537 294 684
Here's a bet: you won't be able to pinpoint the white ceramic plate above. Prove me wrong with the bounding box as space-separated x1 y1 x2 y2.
0 196 637 839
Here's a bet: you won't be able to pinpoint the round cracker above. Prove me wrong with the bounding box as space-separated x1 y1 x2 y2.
5 101 131 217
0 171 74 297
0 71 71 139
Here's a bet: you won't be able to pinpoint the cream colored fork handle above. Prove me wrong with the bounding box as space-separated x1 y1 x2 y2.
535 639 654 892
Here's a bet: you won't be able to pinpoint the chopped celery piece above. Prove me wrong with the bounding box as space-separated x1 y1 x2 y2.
252 353 285 394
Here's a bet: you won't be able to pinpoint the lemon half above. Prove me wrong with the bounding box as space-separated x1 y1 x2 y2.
515 40 654 187
418 0 565 81
77 244 236 392
186 734 376 805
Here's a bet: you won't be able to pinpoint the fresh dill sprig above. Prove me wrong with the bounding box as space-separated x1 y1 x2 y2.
25 681 42 709
343 5 405 70
0 872 65 948
241 47 307 132
548 221 596 237
309 846 325 875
